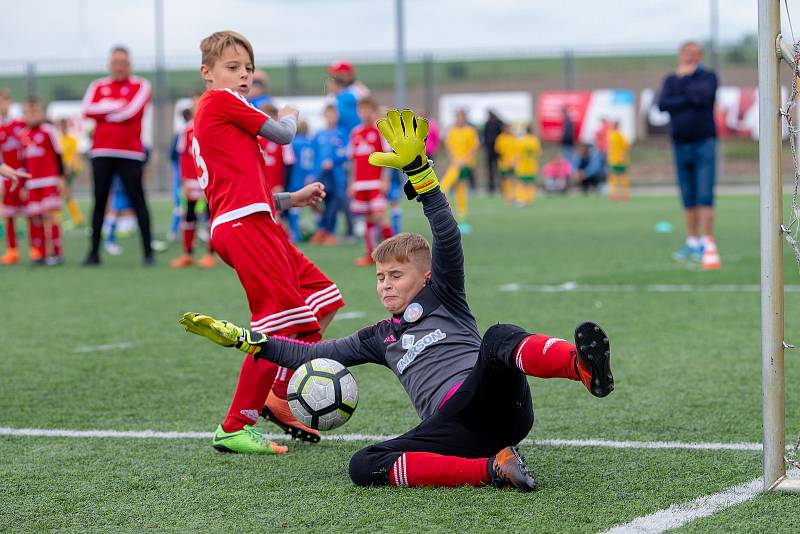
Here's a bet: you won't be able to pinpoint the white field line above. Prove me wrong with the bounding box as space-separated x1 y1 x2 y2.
600 478 763 534
333 311 367 321
0 427 766 451
499 282 800 294
74 341 133 353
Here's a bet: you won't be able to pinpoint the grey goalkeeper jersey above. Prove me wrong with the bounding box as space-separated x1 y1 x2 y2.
262 187 482 420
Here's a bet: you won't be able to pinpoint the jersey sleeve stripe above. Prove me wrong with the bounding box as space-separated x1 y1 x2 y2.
106 77 152 123
221 88 268 117
81 77 111 114
42 124 62 153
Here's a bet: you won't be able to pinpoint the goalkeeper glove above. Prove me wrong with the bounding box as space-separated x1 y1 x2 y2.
179 312 266 355
368 109 439 200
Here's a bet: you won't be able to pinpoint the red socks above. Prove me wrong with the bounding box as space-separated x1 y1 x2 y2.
5 217 16 249
389 452 490 487
381 225 393 240
222 354 280 432
29 218 44 256
49 221 62 257
514 334 579 380
364 221 376 256
271 330 322 400
182 223 195 255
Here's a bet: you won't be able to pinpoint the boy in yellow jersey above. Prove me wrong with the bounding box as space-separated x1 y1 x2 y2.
494 123 518 205
442 109 479 228
56 119 85 227
514 125 541 206
607 121 630 201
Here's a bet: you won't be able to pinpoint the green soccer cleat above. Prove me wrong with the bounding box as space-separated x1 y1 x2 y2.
211 424 289 455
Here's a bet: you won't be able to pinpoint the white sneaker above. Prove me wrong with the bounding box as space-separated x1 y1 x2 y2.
104 242 123 256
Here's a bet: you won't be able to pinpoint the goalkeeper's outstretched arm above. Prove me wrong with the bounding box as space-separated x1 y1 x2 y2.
179 313 385 369
368 109 465 296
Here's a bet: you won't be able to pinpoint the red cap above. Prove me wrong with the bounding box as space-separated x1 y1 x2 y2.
327 61 355 76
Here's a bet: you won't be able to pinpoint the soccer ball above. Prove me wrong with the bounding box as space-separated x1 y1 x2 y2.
287 358 358 431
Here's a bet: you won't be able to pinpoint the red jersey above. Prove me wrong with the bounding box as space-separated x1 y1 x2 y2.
0 117 26 170
193 88 273 233
258 136 285 192
82 75 151 160
20 123 62 189
176 121 197 181
349 124 384 190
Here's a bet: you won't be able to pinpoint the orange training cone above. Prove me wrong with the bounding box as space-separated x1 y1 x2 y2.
702 240 721 270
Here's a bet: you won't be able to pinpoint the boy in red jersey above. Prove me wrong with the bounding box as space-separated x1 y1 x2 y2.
349 96 394 266
192 31 344 453
170 106 216 268
0 90 34 265
20 97 65 265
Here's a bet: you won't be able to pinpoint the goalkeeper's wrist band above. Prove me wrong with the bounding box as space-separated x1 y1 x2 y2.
235 328 267 355
403 164 439 200
274 192 292 212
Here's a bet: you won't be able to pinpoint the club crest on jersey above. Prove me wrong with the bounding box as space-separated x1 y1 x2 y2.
396 329 446 374
403 302 423 323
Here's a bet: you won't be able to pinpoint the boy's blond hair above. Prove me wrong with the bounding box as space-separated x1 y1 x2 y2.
200 31 254 67
372 232 431 272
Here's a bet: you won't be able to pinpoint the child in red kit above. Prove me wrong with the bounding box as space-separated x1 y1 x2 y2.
192 31 344 453
20 97 64 265
349 96 394 266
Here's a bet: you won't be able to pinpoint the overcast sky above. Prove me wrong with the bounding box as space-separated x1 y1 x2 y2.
0 0 792 66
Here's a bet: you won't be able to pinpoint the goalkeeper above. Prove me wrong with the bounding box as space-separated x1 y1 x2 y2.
181 110 614 492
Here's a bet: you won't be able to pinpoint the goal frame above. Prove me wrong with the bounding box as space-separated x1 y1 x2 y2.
758 0 800 493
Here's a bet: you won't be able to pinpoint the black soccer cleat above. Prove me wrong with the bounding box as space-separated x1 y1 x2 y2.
488 446 537 492
574 321 614 398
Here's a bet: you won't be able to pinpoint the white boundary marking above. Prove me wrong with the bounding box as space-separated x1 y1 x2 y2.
600 478 764 534
0 426 778 531
333 311 367 321
499 282 800 294
0 427 766 451
74 341 133 353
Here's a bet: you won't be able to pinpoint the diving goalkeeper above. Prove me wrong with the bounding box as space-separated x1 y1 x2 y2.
181 110 614 492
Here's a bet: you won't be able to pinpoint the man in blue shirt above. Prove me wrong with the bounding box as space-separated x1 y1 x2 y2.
658 42 720 266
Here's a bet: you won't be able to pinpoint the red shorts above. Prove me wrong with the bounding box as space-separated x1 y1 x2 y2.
211 212 345 337
26 185 61 215
351 189 386 215
1 179 26 217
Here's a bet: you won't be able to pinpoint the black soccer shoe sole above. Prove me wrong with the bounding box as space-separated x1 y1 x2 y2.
574 321 614 398
260 406 321 443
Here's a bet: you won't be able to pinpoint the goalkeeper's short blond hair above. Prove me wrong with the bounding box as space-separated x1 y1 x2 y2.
372 232 432 272
200 31 254 67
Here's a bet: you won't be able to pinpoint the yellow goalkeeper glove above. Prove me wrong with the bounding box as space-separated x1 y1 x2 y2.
368 109 439 199
179 312 266 355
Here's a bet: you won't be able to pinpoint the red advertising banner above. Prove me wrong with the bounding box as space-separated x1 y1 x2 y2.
537 91 592 142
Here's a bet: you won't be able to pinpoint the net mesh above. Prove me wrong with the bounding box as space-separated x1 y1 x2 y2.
779 32 800 471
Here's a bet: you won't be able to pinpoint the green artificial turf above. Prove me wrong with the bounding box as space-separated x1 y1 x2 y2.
1 192 798 532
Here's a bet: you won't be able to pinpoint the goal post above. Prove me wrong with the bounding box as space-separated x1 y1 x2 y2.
758 0 800 493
